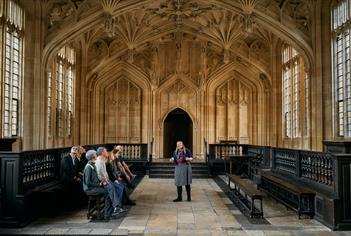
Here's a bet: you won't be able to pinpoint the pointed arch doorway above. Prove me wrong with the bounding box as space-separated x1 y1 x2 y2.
163 108 193 158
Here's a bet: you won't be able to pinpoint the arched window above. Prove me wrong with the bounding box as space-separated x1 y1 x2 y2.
282 45 309 138
332 0 351 136
47 46 75 138
0 0 24 137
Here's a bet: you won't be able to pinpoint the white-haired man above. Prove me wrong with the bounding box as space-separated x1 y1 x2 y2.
95 147 126 217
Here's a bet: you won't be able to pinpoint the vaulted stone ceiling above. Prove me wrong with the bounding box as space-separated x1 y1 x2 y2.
41 0 314 88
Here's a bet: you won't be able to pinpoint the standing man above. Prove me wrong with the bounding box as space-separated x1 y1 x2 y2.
170 141 193 202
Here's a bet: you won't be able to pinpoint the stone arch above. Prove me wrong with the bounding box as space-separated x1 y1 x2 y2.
206 60 269 91
157 74 198 121
87 62 151 144
214 78 252 144
103 77 142 143
153 74 200 158
161 106 195 125
205 61 269 145
162 107 194 158
88 61 151 91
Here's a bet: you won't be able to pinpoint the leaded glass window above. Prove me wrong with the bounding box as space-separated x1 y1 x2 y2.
332 0 351 136
0 0 24 137
282 45 309 138
47 46 75 138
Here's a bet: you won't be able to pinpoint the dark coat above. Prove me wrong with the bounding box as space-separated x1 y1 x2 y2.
106 162 121 182
60 154 78 184
76 156 88 175
83 161 101 192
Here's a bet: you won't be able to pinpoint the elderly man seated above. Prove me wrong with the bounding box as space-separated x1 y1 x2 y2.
83 149 121 219
95 147 127 217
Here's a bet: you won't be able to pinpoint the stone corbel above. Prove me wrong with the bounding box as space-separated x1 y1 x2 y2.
239 0 257 35
127 47 136 64
223 48 230 64
104 13 116 37
243 14 253 34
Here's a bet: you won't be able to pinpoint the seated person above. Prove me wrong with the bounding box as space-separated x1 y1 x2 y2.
60 146 81 187
112 149 134 188
106 152 136 206
114 145 136 179
82 150 111 219
60 146 84 207
95 147 127 217
76 146 88 178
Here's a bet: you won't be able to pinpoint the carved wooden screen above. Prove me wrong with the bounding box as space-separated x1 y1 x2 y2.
215 78 250 143
105 78 142 143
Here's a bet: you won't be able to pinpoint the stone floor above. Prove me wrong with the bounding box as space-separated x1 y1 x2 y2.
1 176 351 235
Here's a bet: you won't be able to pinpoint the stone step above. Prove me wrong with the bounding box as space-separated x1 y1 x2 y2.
150 170 208 175
150 167 208 171
150 164 208 168
149 174 209 179
149 162 209 179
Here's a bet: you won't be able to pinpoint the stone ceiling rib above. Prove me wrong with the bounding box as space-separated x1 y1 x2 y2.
99 0 120 14
42 0 314 76
89 61 151 92
239 0 257 14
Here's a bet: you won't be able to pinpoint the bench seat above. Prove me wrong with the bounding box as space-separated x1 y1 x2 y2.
86 192 106 220
261 170 315 219
227 174 263 218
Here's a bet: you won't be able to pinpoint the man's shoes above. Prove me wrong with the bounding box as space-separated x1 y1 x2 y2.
187 197 191 202
119 207 128 213
111 207 121 217
111 207 128 217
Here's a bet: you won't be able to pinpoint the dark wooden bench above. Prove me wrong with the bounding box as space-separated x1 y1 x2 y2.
86 192 106 220
227 174 263 218
40 181 65 194
28 180 67 213
261 170 315 219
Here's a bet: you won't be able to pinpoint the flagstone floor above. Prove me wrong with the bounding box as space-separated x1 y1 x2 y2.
1 176 351 235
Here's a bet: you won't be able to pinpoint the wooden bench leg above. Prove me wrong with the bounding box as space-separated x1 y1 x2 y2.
298 196 301 219
251 198 255 218
87 196 97 219
227 176 230 193
87 195 105 220
96 196 104 220
87 197 92 219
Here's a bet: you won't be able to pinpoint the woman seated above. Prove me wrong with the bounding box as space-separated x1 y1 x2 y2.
106 152 136 206
111 149 135 188
114 145 136 180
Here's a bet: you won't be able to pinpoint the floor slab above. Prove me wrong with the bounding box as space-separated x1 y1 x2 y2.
1 176 351 235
